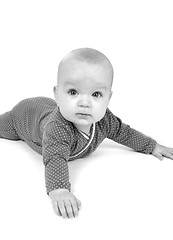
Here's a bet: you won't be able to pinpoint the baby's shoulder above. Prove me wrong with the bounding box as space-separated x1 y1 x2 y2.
97 108 121 134
44 108 74 140
99 108 117 124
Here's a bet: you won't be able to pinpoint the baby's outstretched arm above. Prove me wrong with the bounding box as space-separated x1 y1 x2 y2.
49 189 81 219
152 144 173 161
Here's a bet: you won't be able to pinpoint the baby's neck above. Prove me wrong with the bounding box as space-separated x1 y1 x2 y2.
74 124 92 136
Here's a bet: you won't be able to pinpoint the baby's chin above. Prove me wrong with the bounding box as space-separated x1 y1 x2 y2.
61 110 104 125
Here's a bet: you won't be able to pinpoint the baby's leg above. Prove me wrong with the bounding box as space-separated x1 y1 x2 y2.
0 111 20 140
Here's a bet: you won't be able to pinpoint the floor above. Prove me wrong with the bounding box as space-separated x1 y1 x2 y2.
0 134 173 239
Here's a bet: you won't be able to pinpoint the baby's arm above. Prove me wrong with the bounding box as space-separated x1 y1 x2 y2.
104 109 157 154
49 189 81 218
105 110 173 160
42 122 81 218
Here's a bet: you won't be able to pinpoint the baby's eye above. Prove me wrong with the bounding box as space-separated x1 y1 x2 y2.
92 91 102 98
68 89 78 96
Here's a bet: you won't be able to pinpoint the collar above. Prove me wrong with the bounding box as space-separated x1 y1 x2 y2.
70 123 95 159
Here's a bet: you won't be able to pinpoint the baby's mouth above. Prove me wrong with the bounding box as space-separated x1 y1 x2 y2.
76 113 91 117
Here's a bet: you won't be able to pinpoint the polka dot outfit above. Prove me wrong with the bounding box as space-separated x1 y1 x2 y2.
0 97 157 194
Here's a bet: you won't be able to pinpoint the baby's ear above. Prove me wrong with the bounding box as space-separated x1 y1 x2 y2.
53 86 58 103
109 90 113 100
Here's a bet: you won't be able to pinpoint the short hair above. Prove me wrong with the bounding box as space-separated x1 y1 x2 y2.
69 48 111 65
58 48 114 80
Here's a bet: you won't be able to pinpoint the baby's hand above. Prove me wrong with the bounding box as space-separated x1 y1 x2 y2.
49 189 81 219
152 144 173 161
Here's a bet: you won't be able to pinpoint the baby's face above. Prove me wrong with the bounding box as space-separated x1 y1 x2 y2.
55 58 112 133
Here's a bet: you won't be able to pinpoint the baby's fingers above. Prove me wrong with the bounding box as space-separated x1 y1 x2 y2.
62 199 79 218
58 201 68 218
52 200 62 216
76 198 82 211
153 152 164 161
70 199 81 218
168 148 173 155
163 148 173 160
63 200 75 218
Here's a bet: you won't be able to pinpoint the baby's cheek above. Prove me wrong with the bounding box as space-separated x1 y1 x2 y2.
93 108 106 121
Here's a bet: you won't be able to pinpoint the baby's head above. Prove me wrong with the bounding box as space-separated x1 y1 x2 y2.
54 48 114 134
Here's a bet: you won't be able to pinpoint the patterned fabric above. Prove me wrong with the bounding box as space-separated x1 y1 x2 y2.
0 97 157 194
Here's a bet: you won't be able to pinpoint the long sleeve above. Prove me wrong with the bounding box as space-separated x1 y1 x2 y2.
42 121 72 194
103 109 157 154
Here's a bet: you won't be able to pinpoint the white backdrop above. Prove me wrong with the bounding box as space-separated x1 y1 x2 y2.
0 0 173 239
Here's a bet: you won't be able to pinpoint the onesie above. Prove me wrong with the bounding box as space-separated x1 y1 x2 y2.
0 97 157 194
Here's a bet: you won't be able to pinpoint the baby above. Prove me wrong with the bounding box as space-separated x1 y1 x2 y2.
0 48 173 219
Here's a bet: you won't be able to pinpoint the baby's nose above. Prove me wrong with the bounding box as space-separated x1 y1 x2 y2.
78 96 90 108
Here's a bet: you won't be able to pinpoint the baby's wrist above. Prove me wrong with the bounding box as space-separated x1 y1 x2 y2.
49 188 69 198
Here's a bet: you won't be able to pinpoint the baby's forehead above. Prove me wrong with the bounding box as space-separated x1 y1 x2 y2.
59 56 113 77
64 77 108 87
58 63 112 92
